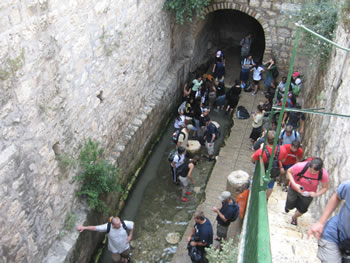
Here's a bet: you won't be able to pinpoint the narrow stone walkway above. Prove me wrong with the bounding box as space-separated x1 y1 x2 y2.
172 89 261 263
268 185 319 263
172 87 320 262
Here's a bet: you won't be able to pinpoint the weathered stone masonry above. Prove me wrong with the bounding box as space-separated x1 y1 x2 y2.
0 0 311 262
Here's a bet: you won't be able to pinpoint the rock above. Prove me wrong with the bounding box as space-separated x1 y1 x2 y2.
226 170 250 199
165 232 180 244
186 140 201 155
193 186 201 194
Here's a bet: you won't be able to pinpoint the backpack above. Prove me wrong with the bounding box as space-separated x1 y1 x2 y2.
168 149 178 162
292 83 301 96
296 162 323 181
172 130 186 144
243 82 252 92
107 217 128 233
212 122 220 140
236 106 250 119
272 68 279 78
264 145 281 179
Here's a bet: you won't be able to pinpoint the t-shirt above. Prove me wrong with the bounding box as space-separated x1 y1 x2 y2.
173 152 185 168
265 64 276 78
192 79 203 92
253 66 264 81
287 112 306 129
322 181 350 245
251 145 287 165
252 112 264 128
217 199 238 226
174 115 185 129
279 129 301 145
290 161 329 192
282 144 303 166
205 122 216 143
194 218 213 248
96 221 134 254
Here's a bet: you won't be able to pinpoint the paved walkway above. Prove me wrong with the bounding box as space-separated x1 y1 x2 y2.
172 88 319 262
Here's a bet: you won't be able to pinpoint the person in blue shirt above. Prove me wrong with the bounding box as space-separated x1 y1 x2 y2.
187 211 213 262
203 118 217 161
308 181 350 262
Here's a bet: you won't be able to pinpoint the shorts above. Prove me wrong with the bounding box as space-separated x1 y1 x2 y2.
217 224 229 239
285 186 313 214
317 238 342 263
267 180 275 189
205 141 215 155
253 80 260 85
112 248 130 263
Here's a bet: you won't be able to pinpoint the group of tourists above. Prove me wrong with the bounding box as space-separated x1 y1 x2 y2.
74 33 349 263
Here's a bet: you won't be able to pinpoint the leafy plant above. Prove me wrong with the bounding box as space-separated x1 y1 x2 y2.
205 238 238 263
64 211 78 231
74 138 122 212
293 0 338 66
163 0 211 24
341 0 350 30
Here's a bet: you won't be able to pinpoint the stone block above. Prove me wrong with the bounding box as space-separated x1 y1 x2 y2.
249 0 260 8
226 170 250 199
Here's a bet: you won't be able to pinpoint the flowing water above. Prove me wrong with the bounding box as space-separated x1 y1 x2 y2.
98 109 233 263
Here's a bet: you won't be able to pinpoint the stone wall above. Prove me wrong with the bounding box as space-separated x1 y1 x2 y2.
0 0 310 262
303 21 350 219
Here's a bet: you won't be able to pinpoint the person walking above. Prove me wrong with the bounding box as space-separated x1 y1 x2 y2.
308 181 350 263
285 157 329 226
178 156 200 202
77 217 134 263
203 118 217 161
170 146 186 184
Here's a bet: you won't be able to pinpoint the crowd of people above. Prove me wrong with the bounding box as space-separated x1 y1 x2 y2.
74 34 349 263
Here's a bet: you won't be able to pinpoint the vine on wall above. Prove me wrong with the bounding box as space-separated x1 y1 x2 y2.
163 0 211 24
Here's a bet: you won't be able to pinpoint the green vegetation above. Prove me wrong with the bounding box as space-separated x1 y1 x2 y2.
341 0 350 30
294 0 338 65
205 238 238 263
64 210 78 231
163 0 211 24
74 138 122 213
57 153 76 171
0 48 25 81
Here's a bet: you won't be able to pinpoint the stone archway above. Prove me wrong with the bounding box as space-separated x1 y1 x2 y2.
192 2 272 59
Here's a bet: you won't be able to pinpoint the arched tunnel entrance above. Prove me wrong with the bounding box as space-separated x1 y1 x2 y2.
192 9 265 83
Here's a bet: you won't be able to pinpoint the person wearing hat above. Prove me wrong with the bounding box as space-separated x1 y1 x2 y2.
212 191 239 242
212 50 225 81
292 72 302 96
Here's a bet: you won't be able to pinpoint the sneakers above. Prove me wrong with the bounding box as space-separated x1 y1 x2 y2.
180 197 190 202
186 192 192 195
291 216 297 226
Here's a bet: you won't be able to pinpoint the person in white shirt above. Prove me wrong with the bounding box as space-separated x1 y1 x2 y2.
251 63 265 95
77 217 134 263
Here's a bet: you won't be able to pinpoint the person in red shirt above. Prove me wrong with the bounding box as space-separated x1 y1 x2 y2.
279 140 303 188
251 130 287 199
285 158 329 226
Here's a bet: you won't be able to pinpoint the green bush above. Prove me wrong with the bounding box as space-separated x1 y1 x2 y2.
205 238 238 263
163 0 211 24
74 138 122 212
294 0 338 65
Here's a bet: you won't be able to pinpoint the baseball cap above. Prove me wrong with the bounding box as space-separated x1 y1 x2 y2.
292 72 300 78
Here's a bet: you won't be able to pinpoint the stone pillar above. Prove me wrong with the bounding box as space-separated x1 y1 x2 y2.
226 170 250 200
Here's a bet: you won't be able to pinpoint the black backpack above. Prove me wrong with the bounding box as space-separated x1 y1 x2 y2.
296 162 323 181
107 217 128 233
264 145 280 179
172 129 186 144
236 106 250 119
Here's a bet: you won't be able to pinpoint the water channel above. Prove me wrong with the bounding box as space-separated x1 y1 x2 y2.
98 109 233 263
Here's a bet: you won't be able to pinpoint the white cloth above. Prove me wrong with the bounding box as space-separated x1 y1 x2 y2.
252 66 264 81
96 221 134 254
174 115 185 129
173 153 185 168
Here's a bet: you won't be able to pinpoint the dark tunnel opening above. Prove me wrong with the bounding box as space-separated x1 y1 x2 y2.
192 9 265 71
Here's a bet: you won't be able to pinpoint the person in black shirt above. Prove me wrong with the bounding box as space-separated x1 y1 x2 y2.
187 211 213 262
212 191 239 242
